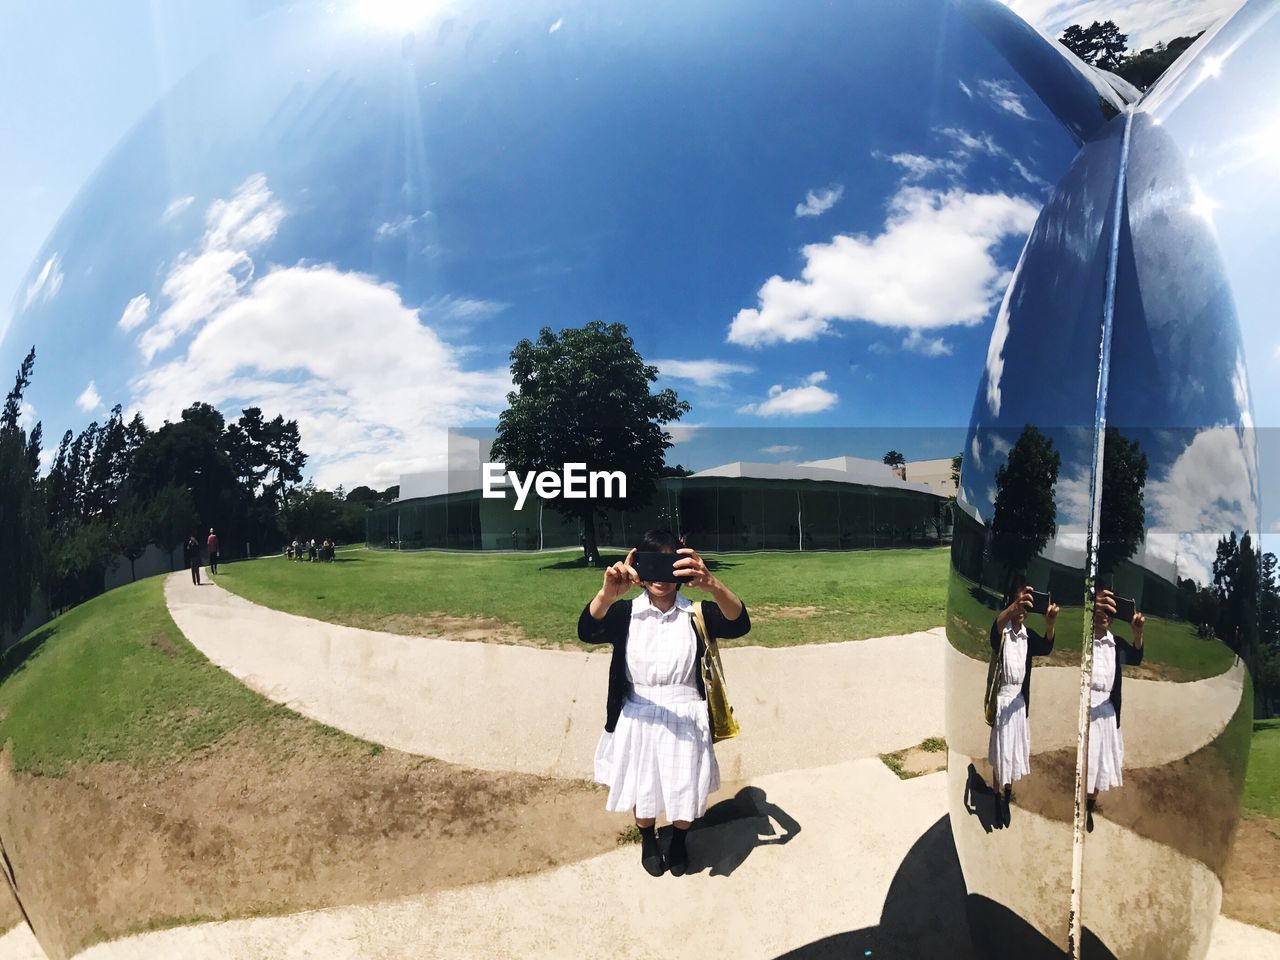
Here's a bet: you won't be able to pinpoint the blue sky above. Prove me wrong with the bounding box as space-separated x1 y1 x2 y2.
0 0 1245 499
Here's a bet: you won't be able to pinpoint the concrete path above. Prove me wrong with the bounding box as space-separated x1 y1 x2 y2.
164 573 949 780
1 572 1274 960
0 926 43 960
945 643 1247 769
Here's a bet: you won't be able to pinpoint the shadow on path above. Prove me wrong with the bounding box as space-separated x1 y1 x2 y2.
773 814 975 960
671 786 801 877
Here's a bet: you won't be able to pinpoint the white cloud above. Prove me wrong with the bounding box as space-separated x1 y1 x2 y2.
130 178 510 489
422 295 507 324
162 196 196 222
728 186 1039 347
16 401 36 433
118 294 151 332
794 185 844 218
653 358 754 388
139 173 284 362
76 380 103 413
22 254 63 311
737 372 837 417
881 152 964 181
375 210 431 240
549 17 563 33
1146 425 1258 584
998 0 1233 52
761 444 800 455
902 331 952 357
133 264 512 489
984 243 1029 416
959 79 973 98
977 79 1032 119
667 424 703 445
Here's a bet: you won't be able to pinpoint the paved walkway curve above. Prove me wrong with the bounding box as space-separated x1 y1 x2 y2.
163 572 950 779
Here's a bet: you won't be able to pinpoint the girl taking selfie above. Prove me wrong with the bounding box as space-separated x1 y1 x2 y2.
578 529 750 877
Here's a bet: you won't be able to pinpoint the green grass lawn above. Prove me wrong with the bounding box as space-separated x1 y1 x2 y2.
1245 718 1280 819
0 577 363 776
946 573 1235 682
213 546 951 648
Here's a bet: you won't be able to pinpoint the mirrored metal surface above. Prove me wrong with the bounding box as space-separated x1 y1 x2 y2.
949 2 1271 957
0 1 1122 956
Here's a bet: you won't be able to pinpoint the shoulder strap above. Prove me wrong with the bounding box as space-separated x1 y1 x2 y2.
690 601 709 645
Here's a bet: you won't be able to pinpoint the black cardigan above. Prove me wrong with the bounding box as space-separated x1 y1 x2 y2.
989 619 1055 715
578 597 751 732
1095 633 1143 728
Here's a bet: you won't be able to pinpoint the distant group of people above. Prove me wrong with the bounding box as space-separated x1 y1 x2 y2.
183 529 220 585
286 537 335 562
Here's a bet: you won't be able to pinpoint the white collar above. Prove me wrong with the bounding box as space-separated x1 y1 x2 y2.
1005 621 1028 640
1095 630 1115 646
634 591 692 619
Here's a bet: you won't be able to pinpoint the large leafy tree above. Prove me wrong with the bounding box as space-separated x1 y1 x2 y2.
990 425 1061 583
0 348 45 635
1096 428 1149 578
490 321 689 565
1060 20 1128 70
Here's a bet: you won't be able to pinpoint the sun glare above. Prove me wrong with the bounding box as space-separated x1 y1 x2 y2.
352 0 441 30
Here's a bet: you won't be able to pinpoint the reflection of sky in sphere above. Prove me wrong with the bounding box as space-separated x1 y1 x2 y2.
2 0 1115 488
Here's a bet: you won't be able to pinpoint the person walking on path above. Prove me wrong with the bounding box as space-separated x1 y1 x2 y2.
184 535 202 586
207 528 220 575
579 528 750 877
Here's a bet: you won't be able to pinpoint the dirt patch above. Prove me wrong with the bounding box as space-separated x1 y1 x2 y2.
881 738 948 780
1037 648 1199 683
148 632 177 658
352 613 570 648
749 605 822 623
1223 816 1280 932
0 880 24 937
0 717 621 960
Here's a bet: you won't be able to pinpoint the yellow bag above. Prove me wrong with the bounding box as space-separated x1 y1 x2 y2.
984 629 1008 727
691 604 740 743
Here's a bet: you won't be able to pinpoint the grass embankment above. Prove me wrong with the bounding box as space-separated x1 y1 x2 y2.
0 578 317 776
1246 718 1280 819
0 577 624 956
946 574 1235 682
215 546 951 648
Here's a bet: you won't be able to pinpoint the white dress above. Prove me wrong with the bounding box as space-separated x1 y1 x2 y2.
1088 631 1125 794
988 622 1031 789
593 592 719 822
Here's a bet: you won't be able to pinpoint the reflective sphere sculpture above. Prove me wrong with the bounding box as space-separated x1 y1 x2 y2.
947 3 1271 957
0 0 1140 957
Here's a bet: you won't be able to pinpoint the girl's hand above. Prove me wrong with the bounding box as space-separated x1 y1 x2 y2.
1045 602 1060 624
600 548 639 601
1094 588 1117 618
673 548 716 590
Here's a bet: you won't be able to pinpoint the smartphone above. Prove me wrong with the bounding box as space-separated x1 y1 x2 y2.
1029 589 1051 616
633 551 681 584
1111 595 1136 623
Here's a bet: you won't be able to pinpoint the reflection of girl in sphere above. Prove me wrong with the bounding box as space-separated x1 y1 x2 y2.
1086 588 1145 832
988 578 1058 825
579 529 750 877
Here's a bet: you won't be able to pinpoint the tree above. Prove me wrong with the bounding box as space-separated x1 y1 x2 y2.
882 450 906 480
1115 33 1202 89
490 321 689 565
0 347 45 635
112 497 155 583
950 454 963 491
1060 20 1128 70
147 485 199 570
1096 428 1148 578
990 425 1061 582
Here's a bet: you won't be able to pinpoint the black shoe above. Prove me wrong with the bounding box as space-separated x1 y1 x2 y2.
1086 798 1096 833
667 828 689 877
1002 788 1013 827
639 826 664 877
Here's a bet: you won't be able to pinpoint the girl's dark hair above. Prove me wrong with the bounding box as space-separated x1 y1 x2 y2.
637 528 681 553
